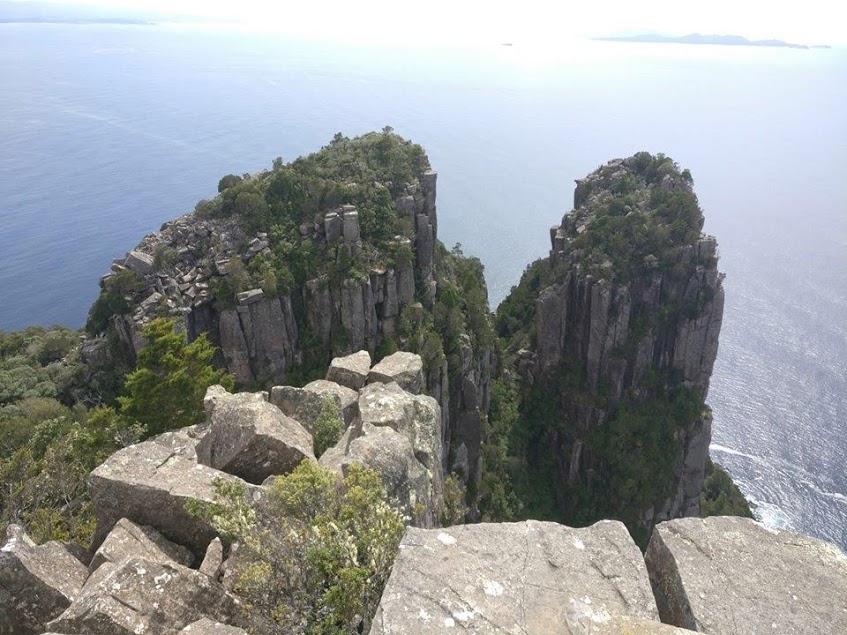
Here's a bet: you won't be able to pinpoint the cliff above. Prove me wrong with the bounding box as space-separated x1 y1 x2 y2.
84 131 493 495
496 153 723 542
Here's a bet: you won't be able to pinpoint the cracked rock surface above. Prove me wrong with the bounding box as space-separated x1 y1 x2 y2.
47 556 242 635
645 516 847 634
371 520 660 634
0 525 89 635
88 427 262 558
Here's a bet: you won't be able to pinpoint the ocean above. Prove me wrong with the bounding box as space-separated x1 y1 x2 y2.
1 24 845 549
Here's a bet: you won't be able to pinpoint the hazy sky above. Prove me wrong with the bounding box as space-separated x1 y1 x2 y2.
12 0 844 45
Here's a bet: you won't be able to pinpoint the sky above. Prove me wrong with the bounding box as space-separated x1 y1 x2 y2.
6 0 844 46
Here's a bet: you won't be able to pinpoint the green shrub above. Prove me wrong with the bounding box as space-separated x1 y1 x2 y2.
153 244 178 270
312 398 344 458
118 318 233 438
700 458 754 518
189 461 404 635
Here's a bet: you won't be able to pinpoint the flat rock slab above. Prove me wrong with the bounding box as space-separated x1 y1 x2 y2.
197 386 314 484
124 250 154 276
368 351 424 394
591 616 697 635
47 556 241 635
371 520 659 634
181 618 246 634
0 525 89 635
326 350 371 390
645 516 847 634
89 435 262 558
90 518 194 574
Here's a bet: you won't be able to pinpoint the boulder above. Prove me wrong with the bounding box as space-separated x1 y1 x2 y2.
303 379 359 425
124 250 154 276
235 288 263 306
368 351 424 394
325 350 371 390
269 379 358 432
181 618 247 634
645 516 847 634
89 518 193 574
320 423 434 527
199 538 224 578
196 385 314 484
88 432 262 558
0 525 89 635
371 520 659 634
47 557 242 635
358 381 442 483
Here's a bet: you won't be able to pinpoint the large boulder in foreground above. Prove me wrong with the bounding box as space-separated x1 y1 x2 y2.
197 385 314 484
47 556 242 635
371 520 660 634
88 430 262 557
645 516 847 634
0 525 89 635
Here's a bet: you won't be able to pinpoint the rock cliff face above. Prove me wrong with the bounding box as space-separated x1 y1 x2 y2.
86 133 492 493
501 153 723 540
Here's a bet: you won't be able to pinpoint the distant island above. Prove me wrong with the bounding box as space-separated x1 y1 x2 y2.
595 33 831 50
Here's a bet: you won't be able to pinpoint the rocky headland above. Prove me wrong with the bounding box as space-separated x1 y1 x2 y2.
1 136 844 634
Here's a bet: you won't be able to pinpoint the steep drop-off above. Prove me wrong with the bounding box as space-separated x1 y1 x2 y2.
496 153 723 542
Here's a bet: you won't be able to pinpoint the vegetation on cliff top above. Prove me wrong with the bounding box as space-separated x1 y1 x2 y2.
478 152 748 544
194 127 429 303
567 152 705 283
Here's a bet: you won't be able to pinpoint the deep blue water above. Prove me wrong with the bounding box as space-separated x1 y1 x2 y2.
1 24 845 549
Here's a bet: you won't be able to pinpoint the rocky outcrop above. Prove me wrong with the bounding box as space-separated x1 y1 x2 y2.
313 352 445 527
645 516 847 634
88 140 492 505
508 154 723 537
88 427 263 558
106 170 440 386
269 379 359 431
196 385 314 484
47 556 242 635
371 520 660 634
368 351 424 394
0 525 89 635
89 518 193 574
